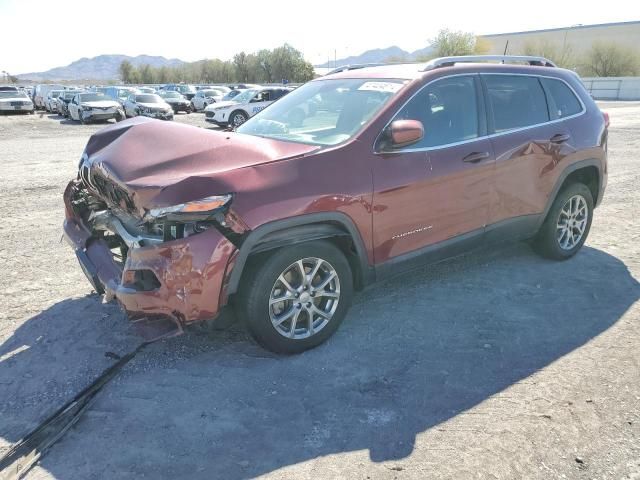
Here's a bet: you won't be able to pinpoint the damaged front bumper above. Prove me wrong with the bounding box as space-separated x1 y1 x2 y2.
63 181 238 331
82 108 123 122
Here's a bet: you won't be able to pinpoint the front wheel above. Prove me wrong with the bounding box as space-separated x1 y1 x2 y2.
533 183 594 260
236 241 353 354
230 110 248 127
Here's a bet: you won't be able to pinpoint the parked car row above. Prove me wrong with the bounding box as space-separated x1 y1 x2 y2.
1 82 296 126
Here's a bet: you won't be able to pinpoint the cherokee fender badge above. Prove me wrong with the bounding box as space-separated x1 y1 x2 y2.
392 225 433 240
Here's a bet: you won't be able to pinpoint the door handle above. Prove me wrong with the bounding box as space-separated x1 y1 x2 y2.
550 133 570 144
462 151 490 163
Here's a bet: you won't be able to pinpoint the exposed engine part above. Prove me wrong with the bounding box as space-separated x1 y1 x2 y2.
90 210 162 249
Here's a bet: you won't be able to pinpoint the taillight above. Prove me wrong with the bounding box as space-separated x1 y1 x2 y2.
602 111 610 129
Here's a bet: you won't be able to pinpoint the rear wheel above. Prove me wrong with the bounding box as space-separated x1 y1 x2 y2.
236 240 353 354
533 183 593 260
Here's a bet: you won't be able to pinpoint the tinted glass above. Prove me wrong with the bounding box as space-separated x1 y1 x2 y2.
136 94 162 103
79 93 109 102
484 75 549 132
541 78 582 119
393 76 479 148
0 91 28 99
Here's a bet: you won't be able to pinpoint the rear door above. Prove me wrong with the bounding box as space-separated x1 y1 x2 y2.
482 74 575 232
372 74 495 264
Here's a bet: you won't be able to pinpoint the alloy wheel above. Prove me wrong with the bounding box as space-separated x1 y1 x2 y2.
269 257 340 339
556 194 588 250
232 113 246 126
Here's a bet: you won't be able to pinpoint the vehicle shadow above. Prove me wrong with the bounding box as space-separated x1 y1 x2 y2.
0 295 140 444
1 243 638 478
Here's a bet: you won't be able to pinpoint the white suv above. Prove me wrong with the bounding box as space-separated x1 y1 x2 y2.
204 87 292 127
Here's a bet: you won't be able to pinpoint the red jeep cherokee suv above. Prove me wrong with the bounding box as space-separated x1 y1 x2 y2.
63 55 607 353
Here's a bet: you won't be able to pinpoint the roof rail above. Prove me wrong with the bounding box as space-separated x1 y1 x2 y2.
420 55 557 71
324 63 388 75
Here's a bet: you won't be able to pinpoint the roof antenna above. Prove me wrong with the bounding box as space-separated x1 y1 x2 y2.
503 40 509 63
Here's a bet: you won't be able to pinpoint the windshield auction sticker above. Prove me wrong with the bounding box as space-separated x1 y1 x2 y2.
357 82 403 93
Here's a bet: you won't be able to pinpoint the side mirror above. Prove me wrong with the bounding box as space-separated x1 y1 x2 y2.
386 119 424 149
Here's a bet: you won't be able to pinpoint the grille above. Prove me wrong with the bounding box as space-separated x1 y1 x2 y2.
90 174 136 212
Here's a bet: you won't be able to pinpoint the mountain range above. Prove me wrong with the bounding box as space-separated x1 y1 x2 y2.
17 55 185 81
316 45 435 68
16 45 434 81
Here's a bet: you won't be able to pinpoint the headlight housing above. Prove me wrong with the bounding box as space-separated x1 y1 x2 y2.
144 194 232 222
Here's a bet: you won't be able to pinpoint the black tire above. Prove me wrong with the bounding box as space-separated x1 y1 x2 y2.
229 110 248 127
533 182 594 260
115 110 124 122
236 240 354 354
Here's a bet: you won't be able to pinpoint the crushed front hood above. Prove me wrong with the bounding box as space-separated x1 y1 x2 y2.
83 117 319 214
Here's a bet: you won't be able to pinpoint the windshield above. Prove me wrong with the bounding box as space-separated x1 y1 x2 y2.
79 93 110 102
63 91 81 99
0 91 28 99
231 89 258 104
202 90 220 97
118 89 136 98
161 91 181 99
237 79 406 146
50 90 63 98
222 90 242 101
136 94 162 103
177 85 195 93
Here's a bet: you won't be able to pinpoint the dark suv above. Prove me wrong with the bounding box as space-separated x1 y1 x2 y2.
63 55 608 353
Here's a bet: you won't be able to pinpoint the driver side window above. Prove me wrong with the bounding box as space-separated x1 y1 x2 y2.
253 91 270 103
393 75 480 149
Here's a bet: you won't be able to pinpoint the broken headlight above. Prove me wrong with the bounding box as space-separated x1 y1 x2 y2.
144 194 232 223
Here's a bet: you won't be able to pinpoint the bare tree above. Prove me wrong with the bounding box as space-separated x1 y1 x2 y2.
523 40 575 68
118 60 133 83
583 41 639 77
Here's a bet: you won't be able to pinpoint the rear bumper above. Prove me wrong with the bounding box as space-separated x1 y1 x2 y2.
63 182 237 326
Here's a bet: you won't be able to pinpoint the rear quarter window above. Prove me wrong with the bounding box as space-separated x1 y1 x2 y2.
483 75 549 133
541 78 583 119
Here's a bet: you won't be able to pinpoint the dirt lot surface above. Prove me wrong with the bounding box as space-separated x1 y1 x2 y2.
1 105 639 479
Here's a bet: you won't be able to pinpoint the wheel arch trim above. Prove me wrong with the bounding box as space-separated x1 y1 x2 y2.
537 158 603 230
225 212 372 295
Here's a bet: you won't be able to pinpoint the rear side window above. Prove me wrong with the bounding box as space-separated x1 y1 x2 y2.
393 75 479 148
483 75 549 133
541 78 582 119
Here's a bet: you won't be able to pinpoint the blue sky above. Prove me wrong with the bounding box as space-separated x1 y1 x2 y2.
1 0 638 74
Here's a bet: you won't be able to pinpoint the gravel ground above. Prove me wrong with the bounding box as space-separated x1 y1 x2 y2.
0 105 639 479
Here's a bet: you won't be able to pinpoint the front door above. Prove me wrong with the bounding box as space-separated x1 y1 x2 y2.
371 74 494 265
